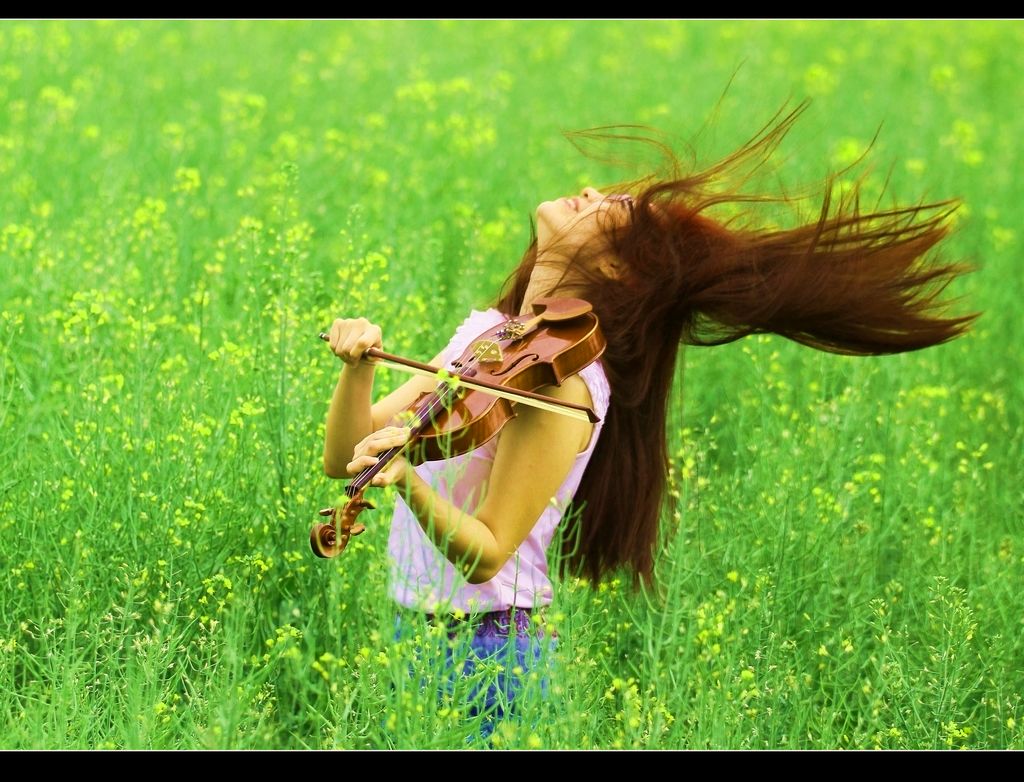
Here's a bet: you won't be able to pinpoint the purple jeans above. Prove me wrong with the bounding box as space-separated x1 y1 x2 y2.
392 606 558 742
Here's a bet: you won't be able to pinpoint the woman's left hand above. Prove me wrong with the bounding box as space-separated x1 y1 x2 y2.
346 425 414 489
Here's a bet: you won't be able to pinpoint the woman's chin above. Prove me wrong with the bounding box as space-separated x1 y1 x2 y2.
535 206 568 251
536 201 567 228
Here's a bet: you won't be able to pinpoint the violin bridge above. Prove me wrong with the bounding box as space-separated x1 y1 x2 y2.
471 339 504 363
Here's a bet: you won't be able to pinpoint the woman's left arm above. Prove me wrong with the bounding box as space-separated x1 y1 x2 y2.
349 375 594 584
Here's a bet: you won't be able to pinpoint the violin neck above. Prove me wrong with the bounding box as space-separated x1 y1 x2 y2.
345 380 459 496
346 444 405 497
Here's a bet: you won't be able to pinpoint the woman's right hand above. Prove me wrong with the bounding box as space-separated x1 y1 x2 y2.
325 317 383 367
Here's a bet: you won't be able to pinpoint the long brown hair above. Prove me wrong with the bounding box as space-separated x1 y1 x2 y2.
495 100 979 591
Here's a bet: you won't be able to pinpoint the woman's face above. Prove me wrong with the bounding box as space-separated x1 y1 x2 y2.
520 187 633 314
535 187 633 254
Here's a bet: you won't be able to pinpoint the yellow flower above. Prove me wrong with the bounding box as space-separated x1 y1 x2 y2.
172 166 201 194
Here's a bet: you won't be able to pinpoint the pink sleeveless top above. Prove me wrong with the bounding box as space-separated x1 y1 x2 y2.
387 307 611 614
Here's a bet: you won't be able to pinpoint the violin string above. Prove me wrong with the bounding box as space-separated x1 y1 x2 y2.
348 349 483 489
348 326 508 490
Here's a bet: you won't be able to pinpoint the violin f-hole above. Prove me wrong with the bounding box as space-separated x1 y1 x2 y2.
490 352 540 378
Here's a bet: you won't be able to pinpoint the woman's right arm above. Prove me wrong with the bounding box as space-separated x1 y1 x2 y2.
322 317 445 478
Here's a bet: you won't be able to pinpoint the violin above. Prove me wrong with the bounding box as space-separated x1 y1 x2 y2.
310 297 606 559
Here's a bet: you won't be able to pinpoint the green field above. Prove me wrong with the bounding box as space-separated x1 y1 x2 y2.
1 20 1021 749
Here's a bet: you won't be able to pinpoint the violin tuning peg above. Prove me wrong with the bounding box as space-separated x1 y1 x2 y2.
318 507 335 517
351 524 366 536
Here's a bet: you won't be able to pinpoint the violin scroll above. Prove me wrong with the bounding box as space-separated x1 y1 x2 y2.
309 496 372 559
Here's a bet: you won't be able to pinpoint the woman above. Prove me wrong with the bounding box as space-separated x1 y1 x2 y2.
320 102 978 741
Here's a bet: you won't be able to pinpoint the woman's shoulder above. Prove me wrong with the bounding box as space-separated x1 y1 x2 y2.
578 357 610 419
452 306 505 337
440 306 504 365
472 305 504 319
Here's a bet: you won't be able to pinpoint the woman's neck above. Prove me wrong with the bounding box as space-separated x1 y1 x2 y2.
518 253 584 316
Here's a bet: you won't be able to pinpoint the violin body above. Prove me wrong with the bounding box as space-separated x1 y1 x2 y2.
404 299 605 463
311 297 606 559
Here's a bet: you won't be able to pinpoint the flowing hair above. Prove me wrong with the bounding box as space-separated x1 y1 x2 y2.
495 100 979 592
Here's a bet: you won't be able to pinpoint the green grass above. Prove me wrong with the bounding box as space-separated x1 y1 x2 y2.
1 19 1021 749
